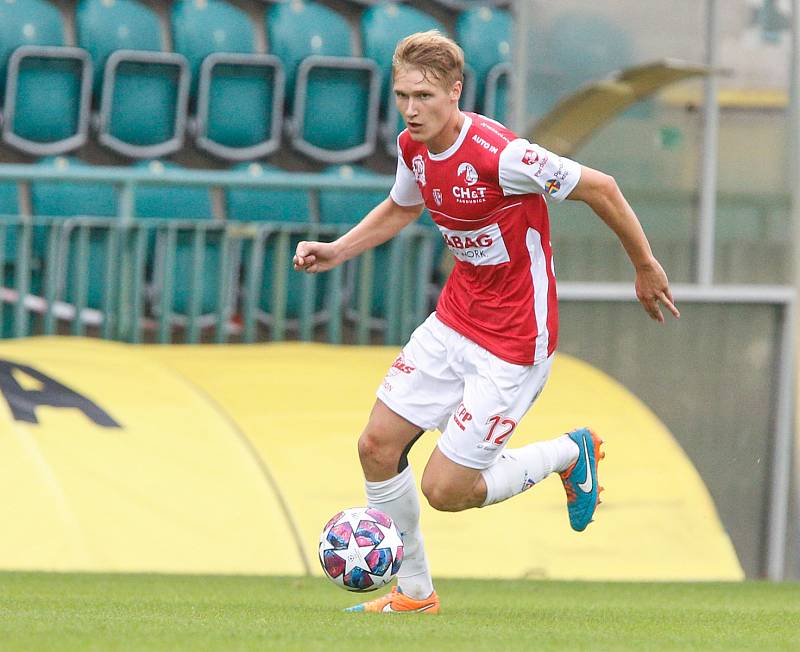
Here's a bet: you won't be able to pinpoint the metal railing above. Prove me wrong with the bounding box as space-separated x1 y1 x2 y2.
0 217 438 345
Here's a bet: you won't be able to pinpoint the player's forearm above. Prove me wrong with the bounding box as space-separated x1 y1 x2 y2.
334 197 422 263
595 182 655 269
571 168 656 270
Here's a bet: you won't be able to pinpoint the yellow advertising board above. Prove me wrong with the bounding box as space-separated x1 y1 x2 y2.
0 337 743 580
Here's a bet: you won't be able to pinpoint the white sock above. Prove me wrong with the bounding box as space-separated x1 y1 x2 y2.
365 466 434 600
481 434 579 507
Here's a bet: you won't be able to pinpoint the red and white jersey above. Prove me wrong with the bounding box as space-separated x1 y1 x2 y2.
390 112 581 365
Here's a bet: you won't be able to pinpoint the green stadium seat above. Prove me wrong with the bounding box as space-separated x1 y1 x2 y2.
319 165 394 327
0 179 22 337
0 0 63 95
133 160 224 319
226 162 320 322
0 1 92 155
171 0 284 160
267 0 380 163
29 156 118 311
76 0 190 159
456 6 512 119
225 163 311 223
0 181 20 263
360 3 469 157
318 164 441 323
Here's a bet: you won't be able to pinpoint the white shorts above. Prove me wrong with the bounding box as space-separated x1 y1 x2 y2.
376 313 553 469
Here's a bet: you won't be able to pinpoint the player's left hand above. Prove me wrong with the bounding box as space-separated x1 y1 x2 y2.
634 258 680 323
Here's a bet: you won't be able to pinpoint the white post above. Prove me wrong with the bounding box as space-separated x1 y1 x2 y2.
697 0 720 285
787 0 800 581
511 0 532 134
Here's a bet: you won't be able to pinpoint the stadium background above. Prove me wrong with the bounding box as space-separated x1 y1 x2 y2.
0 0 796 583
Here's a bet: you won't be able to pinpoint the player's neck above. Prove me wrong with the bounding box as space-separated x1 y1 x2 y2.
426 110 465 155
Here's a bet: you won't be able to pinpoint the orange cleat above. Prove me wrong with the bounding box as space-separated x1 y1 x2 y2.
344 586 440 614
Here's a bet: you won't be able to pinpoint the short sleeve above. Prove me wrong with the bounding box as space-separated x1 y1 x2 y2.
390 149 424 207
498 138 582 203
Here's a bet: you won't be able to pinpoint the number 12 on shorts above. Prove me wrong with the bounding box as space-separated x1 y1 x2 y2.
485 415 517 445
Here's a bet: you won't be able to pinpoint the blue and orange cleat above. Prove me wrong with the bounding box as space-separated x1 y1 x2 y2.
559 428 605 531
344 586 440 614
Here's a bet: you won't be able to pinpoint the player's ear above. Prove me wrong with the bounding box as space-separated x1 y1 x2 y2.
450 80 462 102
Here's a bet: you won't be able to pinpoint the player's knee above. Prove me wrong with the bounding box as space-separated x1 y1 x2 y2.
421 479 463 512
357 430 396 472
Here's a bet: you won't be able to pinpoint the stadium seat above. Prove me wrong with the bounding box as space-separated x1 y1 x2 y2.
76 0 190 159
29 156 118 311
267 0 380 162
0 1 92 155
225 163 311 223
0 181 20 262
226 162 320 322
318 165 441 330
456 6 512 120
171 0 284 161
318 165 405 322
360 3 471 157
132 160 225 320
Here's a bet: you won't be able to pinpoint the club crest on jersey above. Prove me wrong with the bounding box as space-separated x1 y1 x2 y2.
523 148 548 177
457 162 478 186
412 155 426 187
432 188 443 206
522 149 539 165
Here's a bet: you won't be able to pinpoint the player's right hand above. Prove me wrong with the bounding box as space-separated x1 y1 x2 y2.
293 240 340 273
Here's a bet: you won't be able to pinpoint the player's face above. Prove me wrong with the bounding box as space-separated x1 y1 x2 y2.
393 66 462 151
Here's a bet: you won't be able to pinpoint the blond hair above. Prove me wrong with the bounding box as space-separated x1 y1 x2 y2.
392 30 464 90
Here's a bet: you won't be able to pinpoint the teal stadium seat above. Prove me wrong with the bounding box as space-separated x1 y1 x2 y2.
133 160 225 320
0 0 92 155
171 0 284 161
76 0 190 158
456 6 512 122
360 3 472 157
225 162 320 322
318 165 441 324
267 0 380 162
0 181 19 337
29 157 118 311
0 181 19 263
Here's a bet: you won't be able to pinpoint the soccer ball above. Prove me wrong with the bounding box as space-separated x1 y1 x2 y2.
318 507 404 591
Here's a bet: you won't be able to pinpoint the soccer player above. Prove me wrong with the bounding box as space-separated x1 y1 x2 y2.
294 31 679 614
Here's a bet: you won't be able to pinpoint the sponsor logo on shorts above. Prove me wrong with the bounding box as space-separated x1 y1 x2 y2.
438 222 510 266
453 402 473 431
388 353 415 376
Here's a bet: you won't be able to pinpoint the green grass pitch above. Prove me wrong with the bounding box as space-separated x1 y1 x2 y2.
0 572 798 651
